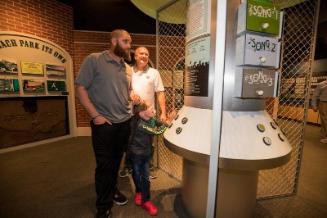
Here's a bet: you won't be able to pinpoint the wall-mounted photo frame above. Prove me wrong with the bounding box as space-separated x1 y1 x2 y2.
0 58 18 75
46 64 66 78
47 80 66 92
0 79 20 94
23 79 45 93
21 61 44 76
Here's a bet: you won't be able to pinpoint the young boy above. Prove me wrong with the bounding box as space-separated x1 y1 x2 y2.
128 102 173 216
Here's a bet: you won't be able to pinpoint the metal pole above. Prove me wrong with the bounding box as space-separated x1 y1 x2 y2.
206 0 227 217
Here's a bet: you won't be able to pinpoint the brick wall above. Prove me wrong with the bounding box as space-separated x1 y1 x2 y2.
0 0 73 54
73 30 157 127
0 0 161 128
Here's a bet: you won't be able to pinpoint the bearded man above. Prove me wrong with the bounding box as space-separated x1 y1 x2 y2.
75 29 140 218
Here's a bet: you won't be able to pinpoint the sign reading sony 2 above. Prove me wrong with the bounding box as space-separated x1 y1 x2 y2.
247 37 277 53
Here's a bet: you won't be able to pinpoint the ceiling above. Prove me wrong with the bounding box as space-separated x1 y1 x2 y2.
58 0 156 34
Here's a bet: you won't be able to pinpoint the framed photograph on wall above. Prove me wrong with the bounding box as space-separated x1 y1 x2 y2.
23 79 45 93
47 80 66 92
0 58 18 75
0 79 20 94
46 64 66 78
21 61 44 76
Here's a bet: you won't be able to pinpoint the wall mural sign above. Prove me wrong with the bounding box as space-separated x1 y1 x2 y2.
0 38 67 64
0 32 70 97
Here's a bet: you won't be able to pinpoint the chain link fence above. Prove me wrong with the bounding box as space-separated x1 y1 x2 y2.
156 0 319 198
258 0 319 198
156 1 186 181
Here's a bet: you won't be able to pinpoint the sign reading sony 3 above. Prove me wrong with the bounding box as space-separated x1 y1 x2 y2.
244 70 274 86
234 68 278 98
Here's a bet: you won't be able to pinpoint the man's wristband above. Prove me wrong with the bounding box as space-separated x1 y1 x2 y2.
92 114 101 120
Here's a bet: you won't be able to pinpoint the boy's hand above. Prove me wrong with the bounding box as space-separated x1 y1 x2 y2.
139 106 156 120
130 91 142 105
160 113 167 123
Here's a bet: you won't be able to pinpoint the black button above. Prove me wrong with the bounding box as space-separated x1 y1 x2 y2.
176 127 182 134
181 117 188 124
257 124 266 132
263 137 272 146
270 122 277 129
273 119 278 126
278 133 284 141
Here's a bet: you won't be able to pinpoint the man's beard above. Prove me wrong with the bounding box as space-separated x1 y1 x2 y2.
113 43 131 61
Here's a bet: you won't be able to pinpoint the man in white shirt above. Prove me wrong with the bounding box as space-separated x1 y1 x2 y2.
132 47 166 121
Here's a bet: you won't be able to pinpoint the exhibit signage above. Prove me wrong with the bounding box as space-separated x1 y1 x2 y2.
0 32 69 97
0 37 67 64
184 36 210 96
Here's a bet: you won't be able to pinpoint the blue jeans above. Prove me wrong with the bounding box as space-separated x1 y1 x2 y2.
131 154 151 203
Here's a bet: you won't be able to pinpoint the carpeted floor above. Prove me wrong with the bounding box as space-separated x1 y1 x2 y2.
0 125 326 218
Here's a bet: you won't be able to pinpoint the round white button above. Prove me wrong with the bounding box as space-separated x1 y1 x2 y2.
256 90 264 96
262 23 270 29
259 56 267 63
263 137 272 146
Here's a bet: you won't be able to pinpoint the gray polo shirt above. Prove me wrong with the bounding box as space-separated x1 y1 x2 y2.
75 51 132 123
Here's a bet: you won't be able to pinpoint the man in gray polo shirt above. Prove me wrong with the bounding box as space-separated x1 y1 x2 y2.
75 29 140 218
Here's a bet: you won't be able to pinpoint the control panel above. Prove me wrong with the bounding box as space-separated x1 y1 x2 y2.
237 0 282 36
234 68 279 98
235 0 282 99
235 33 281 68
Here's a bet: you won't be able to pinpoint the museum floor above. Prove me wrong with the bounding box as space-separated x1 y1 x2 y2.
0 124 326 218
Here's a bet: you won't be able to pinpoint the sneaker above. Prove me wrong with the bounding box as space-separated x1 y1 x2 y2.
320 138 327 144
95 209 111 218
134 192 142 206
113 190 128 206
142 201 158 216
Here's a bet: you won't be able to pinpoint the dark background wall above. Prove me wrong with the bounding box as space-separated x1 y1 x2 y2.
0 0 74 54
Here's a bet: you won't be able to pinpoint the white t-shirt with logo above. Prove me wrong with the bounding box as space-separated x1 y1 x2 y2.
132 67 165 109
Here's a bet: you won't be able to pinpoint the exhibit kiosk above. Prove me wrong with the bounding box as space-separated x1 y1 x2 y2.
3 0 320 216
161 0 292 217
